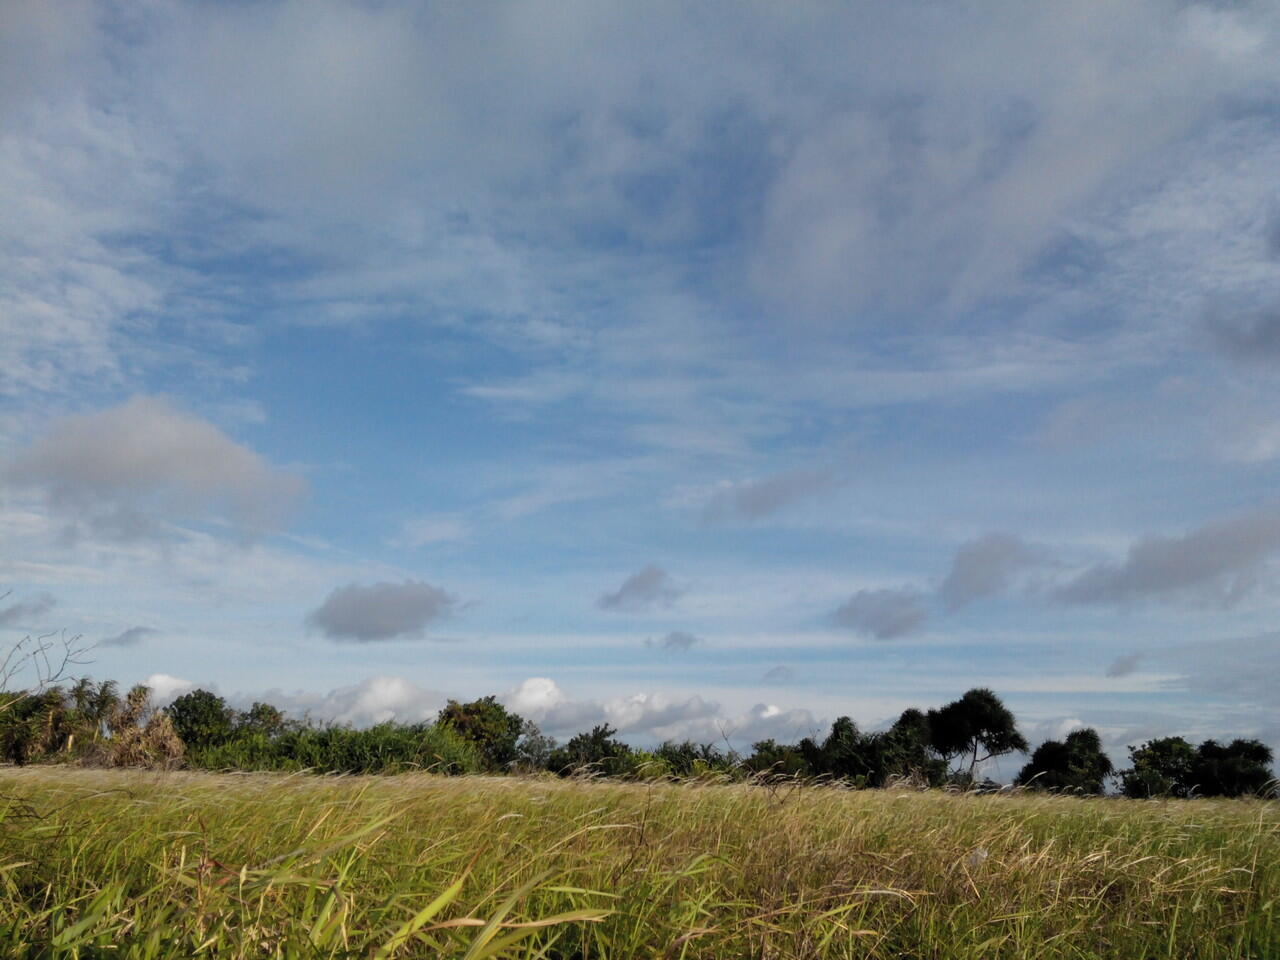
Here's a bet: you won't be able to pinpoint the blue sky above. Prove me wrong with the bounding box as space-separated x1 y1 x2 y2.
3 0 1280 768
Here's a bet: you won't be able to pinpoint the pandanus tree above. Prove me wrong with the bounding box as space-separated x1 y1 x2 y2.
927 688 1028 781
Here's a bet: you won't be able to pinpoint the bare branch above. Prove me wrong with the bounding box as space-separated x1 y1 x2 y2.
1 590 95 715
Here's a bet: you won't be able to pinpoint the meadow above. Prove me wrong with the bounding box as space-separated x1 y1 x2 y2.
0 767 1276 959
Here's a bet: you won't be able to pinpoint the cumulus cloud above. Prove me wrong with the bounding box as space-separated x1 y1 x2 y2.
1055 506 1280 607
144 673 194 706
597 564 683 612
258 676 449 727
503 677 567 718
501 677 716 738
306 580 456 642
501 676 821 747
3 396 305 541
0 592 56 629
645 630 700 652
832 587 928 639
702 468 839 523
939 533 1046 610
101 626 157 648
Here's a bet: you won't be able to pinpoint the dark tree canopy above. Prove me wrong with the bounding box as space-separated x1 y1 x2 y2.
927 688 1028 779
1191 739 1274 798
1120 736 1275 798
1017 727 1113 794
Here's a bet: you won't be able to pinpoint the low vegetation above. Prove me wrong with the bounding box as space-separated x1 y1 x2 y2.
0 766 1276 958
3 680 1275 798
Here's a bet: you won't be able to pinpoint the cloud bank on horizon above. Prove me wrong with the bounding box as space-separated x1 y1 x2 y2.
3 0 1280 759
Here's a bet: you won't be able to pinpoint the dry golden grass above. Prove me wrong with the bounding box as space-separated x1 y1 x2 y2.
0 766 1276 958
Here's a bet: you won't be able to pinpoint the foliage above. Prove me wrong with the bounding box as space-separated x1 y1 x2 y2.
548 724 634 777
165 688 236 750
653 739 737 778
1194 739 1275 797
236 700 289 737
512 718 556 772
792 712 947 788
743 738 810 778
927 687 1028 777
1121 736 1275 799
186 722 481 775
1016 727 1114 794
95 685 184 770
437 695 524 771
1120 736 1198 798
0 688 73 765
867 710 947 788
1 767 1276 959
3 671 1274 804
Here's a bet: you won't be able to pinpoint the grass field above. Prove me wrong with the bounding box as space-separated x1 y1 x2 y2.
0 768 1276 959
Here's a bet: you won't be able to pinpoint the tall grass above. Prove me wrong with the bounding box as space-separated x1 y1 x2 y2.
1 767 1276 958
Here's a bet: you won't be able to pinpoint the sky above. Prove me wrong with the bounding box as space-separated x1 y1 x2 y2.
3 0 1280 772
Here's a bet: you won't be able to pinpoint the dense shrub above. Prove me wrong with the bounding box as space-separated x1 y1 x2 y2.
186 722 481 775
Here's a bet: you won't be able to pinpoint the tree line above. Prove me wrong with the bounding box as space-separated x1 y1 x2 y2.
0 680 1274 798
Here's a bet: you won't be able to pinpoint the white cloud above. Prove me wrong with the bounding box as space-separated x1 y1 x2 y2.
144 672 194 706
500 676 821 747
503 677 567 718
258 676 448 727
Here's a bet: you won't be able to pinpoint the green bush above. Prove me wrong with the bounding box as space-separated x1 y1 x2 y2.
185 722 481 775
